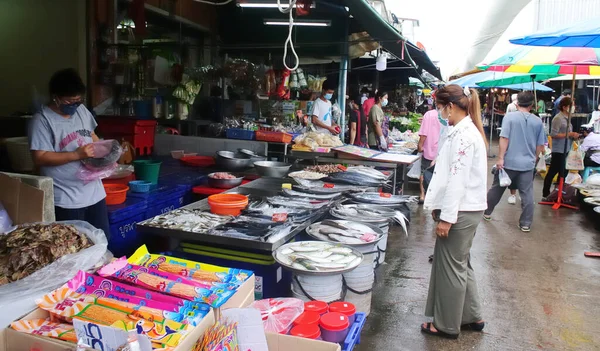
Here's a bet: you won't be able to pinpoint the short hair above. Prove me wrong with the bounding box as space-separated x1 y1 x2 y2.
49 68 86 97
517 92 535 107
322 79 336 91
511 93 518 102
562 89 572 96
558 97 572 110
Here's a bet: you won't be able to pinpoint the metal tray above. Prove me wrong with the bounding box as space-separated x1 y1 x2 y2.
272 241 364 276
305 220 384 247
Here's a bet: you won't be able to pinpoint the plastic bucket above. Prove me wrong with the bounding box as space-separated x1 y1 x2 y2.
344 290 373 316
292 274 343 303
375 222 390 267
343 252 375 315
133 160 162 184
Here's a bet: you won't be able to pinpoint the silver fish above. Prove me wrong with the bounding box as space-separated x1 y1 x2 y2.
293 258 317 270
327 247 353 254
290 254 333 264
290 243 321 252
328 234 364 244
335 255 358 264
282 188 342 200
313 262 347 270
328 254 347 261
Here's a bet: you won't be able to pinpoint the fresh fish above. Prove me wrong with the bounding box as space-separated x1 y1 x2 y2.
293 258 317 270
282 188 342 200
248 200 270 211
346 166 388 180
346 256 362 268
349 192 418 205
328 234 364 244
309 231 331 242
290 254 333 264
393 210 409 236
293 179 366 193
299 251 333 259
335 255 358 264
291 262 306 270
267 196 330 210
328 254 347 261
327 247 353 254
317 225 347 236
276 252 293 265
280 248 294 255
324 172 384 187
290 243 321 252
313 262 347 270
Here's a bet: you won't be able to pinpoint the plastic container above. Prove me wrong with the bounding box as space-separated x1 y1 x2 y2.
128 180 152 193
319 312 349 343
290 324 322 340
329 302 357 325
342 312 366 351
255 130 293 143
293 311 320 327
305 301 329 315
133 160 162 184
171 150 185 159
180 156 216 167
207 194 248 216
103 184 129 205
292 274 343 303
226 128 255 140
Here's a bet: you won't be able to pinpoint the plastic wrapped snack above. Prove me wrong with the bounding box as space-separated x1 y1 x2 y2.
128 245 252 287
11 319 77 343
249 298 304 334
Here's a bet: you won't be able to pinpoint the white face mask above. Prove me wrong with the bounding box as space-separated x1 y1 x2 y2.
361 96 368 105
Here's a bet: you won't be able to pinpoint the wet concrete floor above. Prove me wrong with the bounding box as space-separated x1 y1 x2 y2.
358 164 600 350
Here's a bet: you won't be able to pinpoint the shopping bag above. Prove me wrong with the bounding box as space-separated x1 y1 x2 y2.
499 168 512 187
536 154 547 173
566 142 584 170
565 172 582 185
407 153 422 179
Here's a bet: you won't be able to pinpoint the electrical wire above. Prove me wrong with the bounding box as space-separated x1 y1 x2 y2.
191 0 234 5
277 0 300 71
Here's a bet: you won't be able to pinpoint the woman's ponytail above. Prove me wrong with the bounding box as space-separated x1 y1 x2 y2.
467 88 488 148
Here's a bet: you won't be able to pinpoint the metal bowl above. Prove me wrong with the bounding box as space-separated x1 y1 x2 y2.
207 173 244 189
215 151 253 171
253 161 292 178
238 148 258 157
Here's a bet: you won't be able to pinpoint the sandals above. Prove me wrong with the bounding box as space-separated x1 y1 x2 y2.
461 322 485 332
420 322 459 339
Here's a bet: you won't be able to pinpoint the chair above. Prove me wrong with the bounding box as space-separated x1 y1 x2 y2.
583 166 600 182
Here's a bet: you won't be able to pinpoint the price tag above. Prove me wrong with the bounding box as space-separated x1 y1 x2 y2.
272 213 288 222
323 183 335 188
337 164 347 171
379 192 392 198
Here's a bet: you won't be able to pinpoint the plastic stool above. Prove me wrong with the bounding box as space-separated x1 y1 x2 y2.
583 166 600 182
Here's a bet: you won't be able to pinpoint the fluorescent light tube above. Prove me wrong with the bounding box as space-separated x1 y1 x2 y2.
264 20 330 26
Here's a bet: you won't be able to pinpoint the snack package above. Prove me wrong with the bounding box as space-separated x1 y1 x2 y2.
193 320 238 351
98 258 236 308
249 298 304 334
11 319 77 343
129 245 252 287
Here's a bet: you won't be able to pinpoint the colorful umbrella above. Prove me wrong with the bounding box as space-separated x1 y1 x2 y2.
478 46 600 75
510 17 600 48
448 71 553 91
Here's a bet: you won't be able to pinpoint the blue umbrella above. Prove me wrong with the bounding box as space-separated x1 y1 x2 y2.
510 17 600 47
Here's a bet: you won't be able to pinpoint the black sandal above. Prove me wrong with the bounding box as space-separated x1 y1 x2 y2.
428 254 433 263
420 322 459 339
461 322 485 331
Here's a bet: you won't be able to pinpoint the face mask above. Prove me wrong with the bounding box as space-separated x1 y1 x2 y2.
437 106 449 126
58 102 81 115
381 99 388 107
361 96 368 104
324 93 333 100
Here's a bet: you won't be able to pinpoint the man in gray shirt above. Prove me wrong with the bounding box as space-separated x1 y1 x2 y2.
483 92 546 232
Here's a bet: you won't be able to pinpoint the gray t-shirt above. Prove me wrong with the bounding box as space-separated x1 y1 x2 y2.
29 105 106 209
550 112 573 154
500 111 546 171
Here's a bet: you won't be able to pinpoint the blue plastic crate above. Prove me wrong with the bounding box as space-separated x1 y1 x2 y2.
226 128 255 140
106 196 147 223
108 212 147 257
145 190 187 218
128 183 181 202
342 312 367 351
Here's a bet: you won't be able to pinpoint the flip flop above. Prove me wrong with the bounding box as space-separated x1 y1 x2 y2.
461 322 485 332
428 254 434 263
420 322 459 339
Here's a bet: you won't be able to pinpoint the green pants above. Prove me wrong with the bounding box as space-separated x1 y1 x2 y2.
425 211 484 335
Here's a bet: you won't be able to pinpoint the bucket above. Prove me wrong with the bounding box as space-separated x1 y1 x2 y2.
292 274 343 303
375 222 390 267
344 290 373 316
343 251 376 315
133 160 162 184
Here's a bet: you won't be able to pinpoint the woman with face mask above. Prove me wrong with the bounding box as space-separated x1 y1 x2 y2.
421 84 488 339
348 95 367 146
28 68 109 239
368 91 389 151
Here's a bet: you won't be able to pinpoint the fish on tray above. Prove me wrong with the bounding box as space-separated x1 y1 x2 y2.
282 188 342 200
292 179 367 193
307 220 381 245
266 196 331 209
330 204 409 235
349 192 419 205
324 172 385 187
275 242 362 272
345 166 388 180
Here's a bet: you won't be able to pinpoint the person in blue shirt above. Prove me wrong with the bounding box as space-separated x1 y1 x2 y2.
553 89 571 116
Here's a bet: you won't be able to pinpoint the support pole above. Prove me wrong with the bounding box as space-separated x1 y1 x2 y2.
488 94 496 158
338 16 349 142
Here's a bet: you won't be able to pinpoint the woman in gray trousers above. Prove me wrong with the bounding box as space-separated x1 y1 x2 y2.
421 84 489 339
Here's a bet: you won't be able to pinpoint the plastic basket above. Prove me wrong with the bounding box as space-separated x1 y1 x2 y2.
226 128 255 140
5 137 35 172
342 312 367 351
103 184 129 205
128 180 152 193
133 160 162 184
255 131 293 143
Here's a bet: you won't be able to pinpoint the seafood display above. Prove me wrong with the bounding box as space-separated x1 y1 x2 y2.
293 178 370 193
282 188 342 200
210 215 291 241
304 164 345 174
306 220 383 245
349 192 418 205
274 241 363 274
140 209 233 233
266 196 332 209
288 170 328 180
330 203 409 235
324 172 386 187
210 172 237 179
345 166 388 180
0 224 91 286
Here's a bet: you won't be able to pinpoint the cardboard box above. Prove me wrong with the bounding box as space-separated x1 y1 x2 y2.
0 172 44 225
221 275 255 309
0 328 72 351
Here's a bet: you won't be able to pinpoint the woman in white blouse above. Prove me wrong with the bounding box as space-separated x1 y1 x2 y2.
421 84 488 339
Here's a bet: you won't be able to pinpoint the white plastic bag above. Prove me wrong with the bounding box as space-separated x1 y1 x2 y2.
0 202 14 234
585 173 600 186
536 155 547 173
566 142 584 171
565 172 582 185
499 169 512 187
0 220 109 327
249 298 304 334
407 153 423 179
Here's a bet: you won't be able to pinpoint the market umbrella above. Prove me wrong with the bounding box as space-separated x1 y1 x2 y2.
510 17 600 48
448 71 554 91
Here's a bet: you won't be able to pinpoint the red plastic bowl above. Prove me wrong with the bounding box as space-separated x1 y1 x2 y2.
103 184 129 205
180 156 215 167
207 194 248 216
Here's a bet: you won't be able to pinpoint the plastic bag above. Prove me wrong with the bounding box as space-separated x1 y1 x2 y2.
0 220 108 328
499 169 512 187
536 155 547 173
0 201 14 234
407 153 422 179
78 139 123 184
566 142 584 170
565 172 582 185
585 173 600 186
249 298 304 334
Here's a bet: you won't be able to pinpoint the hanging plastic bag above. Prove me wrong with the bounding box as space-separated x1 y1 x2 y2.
249 298 304 334
566 141 584 170
78 139 123 184
0 202 15 234
407 153 422 179
565 172 582 185
536 154 547 173
499 168 512 187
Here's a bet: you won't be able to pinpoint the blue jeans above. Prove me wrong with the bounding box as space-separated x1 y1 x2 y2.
55 199 110 239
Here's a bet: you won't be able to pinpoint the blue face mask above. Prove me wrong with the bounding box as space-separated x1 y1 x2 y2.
437 106 449 126
381 99 388 107
324 93 333 100
56 99 82 115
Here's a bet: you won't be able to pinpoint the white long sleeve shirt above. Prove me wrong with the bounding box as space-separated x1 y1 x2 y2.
424 116 488 224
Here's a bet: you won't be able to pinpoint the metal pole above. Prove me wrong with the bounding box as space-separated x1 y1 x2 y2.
338 16 349 142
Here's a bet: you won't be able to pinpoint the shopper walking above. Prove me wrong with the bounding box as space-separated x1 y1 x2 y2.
368 91 389 151
542 97 580 199
483 92 546 232
421 84 488 339
417 108 442 203
29 68 109 238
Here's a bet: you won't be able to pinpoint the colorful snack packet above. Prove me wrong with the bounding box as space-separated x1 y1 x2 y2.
129 245 252 286
11 319 77 343
98 259 236 308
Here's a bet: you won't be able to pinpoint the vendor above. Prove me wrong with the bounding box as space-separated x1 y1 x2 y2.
368 91 389 151
29 68 109 238
348 95 367 147
580 126 600 167
310 80 340 135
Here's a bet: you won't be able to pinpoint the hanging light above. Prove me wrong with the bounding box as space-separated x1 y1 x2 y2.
376 51 387 71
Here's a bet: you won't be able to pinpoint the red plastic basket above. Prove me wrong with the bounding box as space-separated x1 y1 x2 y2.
180 156 215 167
103 184 129 205
255 131 293 143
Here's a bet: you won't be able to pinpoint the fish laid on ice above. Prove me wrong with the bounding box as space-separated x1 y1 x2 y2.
328 234 364 245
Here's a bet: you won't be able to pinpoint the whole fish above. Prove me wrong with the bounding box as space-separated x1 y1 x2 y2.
313 262 347 270
290 243 321 252
290 254 333 264
327 247 353 254
349 192 418 205
293 258 317 270
346 167 388 180
328 234 364 245
335 255 358 264
324 172 383 187
267 196 330 209
282 188 342 200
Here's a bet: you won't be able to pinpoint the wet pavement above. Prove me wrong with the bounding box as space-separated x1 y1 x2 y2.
358 166 600 350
